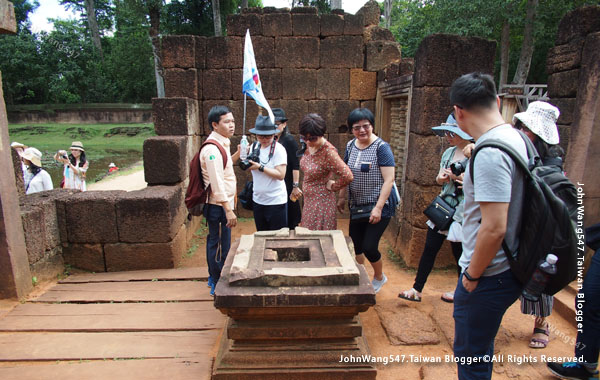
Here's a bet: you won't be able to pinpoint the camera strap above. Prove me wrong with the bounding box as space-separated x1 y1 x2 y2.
259 140 277 165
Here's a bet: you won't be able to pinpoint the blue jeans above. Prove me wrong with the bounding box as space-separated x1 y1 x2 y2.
453 269 522 379
576 249 600 365
203 204 231 283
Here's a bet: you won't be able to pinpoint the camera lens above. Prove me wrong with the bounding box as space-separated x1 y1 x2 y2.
450 158 469 176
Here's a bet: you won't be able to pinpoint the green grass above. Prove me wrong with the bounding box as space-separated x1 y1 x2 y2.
8 122 155 153
8 122 155 184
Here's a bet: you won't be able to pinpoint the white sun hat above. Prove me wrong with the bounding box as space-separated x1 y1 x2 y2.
512 101 560 144
21 147 43 167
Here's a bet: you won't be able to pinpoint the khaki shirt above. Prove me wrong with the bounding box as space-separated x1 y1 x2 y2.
200 131 236 210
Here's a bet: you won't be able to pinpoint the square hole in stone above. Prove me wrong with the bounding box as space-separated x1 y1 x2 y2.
272 247 310 262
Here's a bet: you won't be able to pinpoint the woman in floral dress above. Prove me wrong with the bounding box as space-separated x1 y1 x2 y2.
297 114 353 230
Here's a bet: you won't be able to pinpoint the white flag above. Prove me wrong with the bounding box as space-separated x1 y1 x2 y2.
242 29 275 124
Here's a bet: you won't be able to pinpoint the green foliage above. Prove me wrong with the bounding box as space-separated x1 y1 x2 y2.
11 0 39 32
387 0 600 84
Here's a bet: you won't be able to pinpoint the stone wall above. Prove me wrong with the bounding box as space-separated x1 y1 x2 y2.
8 105 153 124
152 2 401 217
547 6 600 227
393 34 496 267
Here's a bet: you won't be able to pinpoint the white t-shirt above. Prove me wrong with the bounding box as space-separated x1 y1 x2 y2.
25 170 54 194
251 141 288 206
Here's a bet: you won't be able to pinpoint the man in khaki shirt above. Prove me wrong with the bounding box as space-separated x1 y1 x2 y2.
200 106 240 296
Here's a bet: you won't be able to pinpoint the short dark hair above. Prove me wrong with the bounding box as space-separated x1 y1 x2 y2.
347 108 375 130
450 72 497 111
299 113 327 137
207 105 232 129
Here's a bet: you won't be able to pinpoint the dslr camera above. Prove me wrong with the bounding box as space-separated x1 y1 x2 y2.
239 145 260 171
450 158 469 176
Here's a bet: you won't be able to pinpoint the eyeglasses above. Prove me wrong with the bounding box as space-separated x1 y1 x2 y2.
445 131 456 138
257 134 274 139
352 123 371 131
301 135 319 142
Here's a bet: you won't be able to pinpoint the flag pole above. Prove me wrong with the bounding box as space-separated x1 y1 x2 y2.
243 93 247 136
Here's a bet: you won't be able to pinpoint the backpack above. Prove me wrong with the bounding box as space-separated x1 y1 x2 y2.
470 131 578 295
185 140 228 217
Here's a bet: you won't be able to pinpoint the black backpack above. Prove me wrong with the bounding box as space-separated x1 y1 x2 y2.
470 131 578 295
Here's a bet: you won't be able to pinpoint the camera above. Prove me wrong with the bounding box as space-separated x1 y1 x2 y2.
57 149 69 160
450 158 469 176
239 146 260 171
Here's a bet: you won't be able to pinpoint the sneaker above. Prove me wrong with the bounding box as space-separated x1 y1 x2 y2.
207 276 214 288
371 274 388 293
547 362 599 380
210 282 216 297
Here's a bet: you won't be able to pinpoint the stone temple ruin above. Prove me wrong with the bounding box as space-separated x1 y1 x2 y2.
213 228 376 379
2 2 600 301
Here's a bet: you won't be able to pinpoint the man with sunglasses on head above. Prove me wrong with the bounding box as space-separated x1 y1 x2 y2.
450 73 527 380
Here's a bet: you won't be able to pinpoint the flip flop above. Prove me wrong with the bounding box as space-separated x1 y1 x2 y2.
398 288 422 302
441 291 454 303
529 326 549 349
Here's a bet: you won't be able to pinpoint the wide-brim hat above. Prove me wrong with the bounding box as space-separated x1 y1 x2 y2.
249 115 279 135
432 113 473 141
272 108 288 123
512 101 560 144
11 141 26 149
109 163 116 168
70 141 85 151
22 147 42 167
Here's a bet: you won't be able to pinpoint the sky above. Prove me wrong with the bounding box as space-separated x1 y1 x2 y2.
30 0 370 32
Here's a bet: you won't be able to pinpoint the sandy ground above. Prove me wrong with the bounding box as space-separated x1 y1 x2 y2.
88 168 147 191
51 167 586 379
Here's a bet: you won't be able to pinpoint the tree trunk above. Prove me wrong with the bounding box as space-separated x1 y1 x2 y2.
212 0 222 37
331 0 342 10
84 0 103 58
499 19 510 88
512 0 538 84
148 3 164 98
384 0 392 28
241 0 248 9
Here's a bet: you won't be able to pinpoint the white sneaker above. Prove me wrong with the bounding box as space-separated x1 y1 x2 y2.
372 274 388 293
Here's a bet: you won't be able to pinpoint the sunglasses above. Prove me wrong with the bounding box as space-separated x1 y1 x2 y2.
445 131 456 138
257 134 274 139
301 135 319 142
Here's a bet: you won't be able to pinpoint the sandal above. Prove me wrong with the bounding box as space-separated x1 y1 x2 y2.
529 326 549 349
441 291 455 303
398 288 422 302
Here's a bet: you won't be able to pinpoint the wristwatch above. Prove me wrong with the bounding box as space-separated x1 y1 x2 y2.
259 164 265 172
463 268 481 282
292 182 300 188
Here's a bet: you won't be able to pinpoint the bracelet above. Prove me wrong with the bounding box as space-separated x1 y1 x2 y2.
463 268 480 282
259 164 265 172
292 182 300 188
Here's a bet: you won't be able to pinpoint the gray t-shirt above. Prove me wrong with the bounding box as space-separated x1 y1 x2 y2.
458 124 527 276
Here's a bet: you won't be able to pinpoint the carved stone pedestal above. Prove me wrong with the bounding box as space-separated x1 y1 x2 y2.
212 228 376 380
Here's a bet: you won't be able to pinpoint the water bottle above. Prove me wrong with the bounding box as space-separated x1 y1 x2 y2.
521 254 558 302
240 135 249 161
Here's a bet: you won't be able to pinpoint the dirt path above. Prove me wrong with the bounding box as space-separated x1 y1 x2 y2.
88 167 147 192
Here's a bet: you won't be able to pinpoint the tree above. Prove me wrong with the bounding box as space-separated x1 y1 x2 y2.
59 0 113 58
511 0 538 84
11 0 39 33
212 0 222 36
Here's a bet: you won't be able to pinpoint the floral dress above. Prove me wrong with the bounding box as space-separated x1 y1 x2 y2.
300 140 353 230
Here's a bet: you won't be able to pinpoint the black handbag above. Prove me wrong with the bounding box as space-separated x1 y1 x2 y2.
423 196 455 231
239 181 254 211
350 203 376 221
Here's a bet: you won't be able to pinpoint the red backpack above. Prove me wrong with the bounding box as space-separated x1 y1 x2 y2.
185 140 228 217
